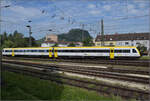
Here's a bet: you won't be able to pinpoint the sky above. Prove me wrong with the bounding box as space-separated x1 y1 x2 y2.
0 0 150 39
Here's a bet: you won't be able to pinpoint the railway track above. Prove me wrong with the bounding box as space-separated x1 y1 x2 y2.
3 57 149 75
3 56 150 67
3 63 149 101
2 60 149 84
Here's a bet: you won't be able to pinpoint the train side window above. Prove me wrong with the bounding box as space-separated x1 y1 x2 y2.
7 50 11 52
123 50 130 53
132 49 137 53
114 50 122 53
32 50 35 52
39 50 44 52
44 50 48 52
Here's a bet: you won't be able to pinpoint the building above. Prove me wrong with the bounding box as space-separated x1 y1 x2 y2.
41 34 83 47
41 34 58 47
41 41 82 47
95 32 150 53
45 34 58 42
41 41 56 47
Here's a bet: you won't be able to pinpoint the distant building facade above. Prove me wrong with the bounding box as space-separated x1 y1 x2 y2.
45 34 58 42
41 41 82 47
41 34 58 47
95 32 150 53
41 34 83 47
41 41 56 47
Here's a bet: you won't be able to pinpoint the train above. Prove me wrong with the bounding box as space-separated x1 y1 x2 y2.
2 46 141 59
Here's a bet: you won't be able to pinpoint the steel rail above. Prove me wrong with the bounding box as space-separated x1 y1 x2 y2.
3 56 149 67
3 65 149 101
2 60 149 84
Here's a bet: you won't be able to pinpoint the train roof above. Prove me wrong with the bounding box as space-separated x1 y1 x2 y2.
3 46 137 49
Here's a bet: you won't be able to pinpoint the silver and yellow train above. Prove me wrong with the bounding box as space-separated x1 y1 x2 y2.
2 46 140 59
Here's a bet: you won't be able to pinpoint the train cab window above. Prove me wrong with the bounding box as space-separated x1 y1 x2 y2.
132 49 137 53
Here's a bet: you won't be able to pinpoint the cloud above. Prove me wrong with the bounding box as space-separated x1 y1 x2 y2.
89 10 101 15
88 4 96 9
1 0 11 6
9 5 42 18
138 2 146 8
127 4 134 10
103 5 111 11
127 4 139 15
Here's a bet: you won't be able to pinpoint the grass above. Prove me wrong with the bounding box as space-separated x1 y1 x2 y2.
139 56 150 60
1 71 128 101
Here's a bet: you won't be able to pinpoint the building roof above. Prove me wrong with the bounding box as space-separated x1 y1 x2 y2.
95 32 150 42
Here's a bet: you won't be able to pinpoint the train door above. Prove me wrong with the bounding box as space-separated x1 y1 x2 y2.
49 48 52 58
54 48 58 58
12 49 15 56
110 48 114 59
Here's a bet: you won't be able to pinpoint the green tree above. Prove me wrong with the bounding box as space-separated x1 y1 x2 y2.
8 34 14 42
82 37 94 46
68 42 76 47
1 32 8 45
1 30 38 48
58 29 92 42
24 37 38 47
137 44 147 55
2 40 14 48
52 43 58 47
13 31 25 47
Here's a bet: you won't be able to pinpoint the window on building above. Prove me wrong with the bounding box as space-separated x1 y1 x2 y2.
109 43 113 46
125 42 129 45
136 42 140 45
119 42 122 45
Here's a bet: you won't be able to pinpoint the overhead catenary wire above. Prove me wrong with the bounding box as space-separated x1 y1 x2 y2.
1 0 149 38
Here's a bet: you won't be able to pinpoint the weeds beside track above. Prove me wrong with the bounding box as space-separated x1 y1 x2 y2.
3 63 149 101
